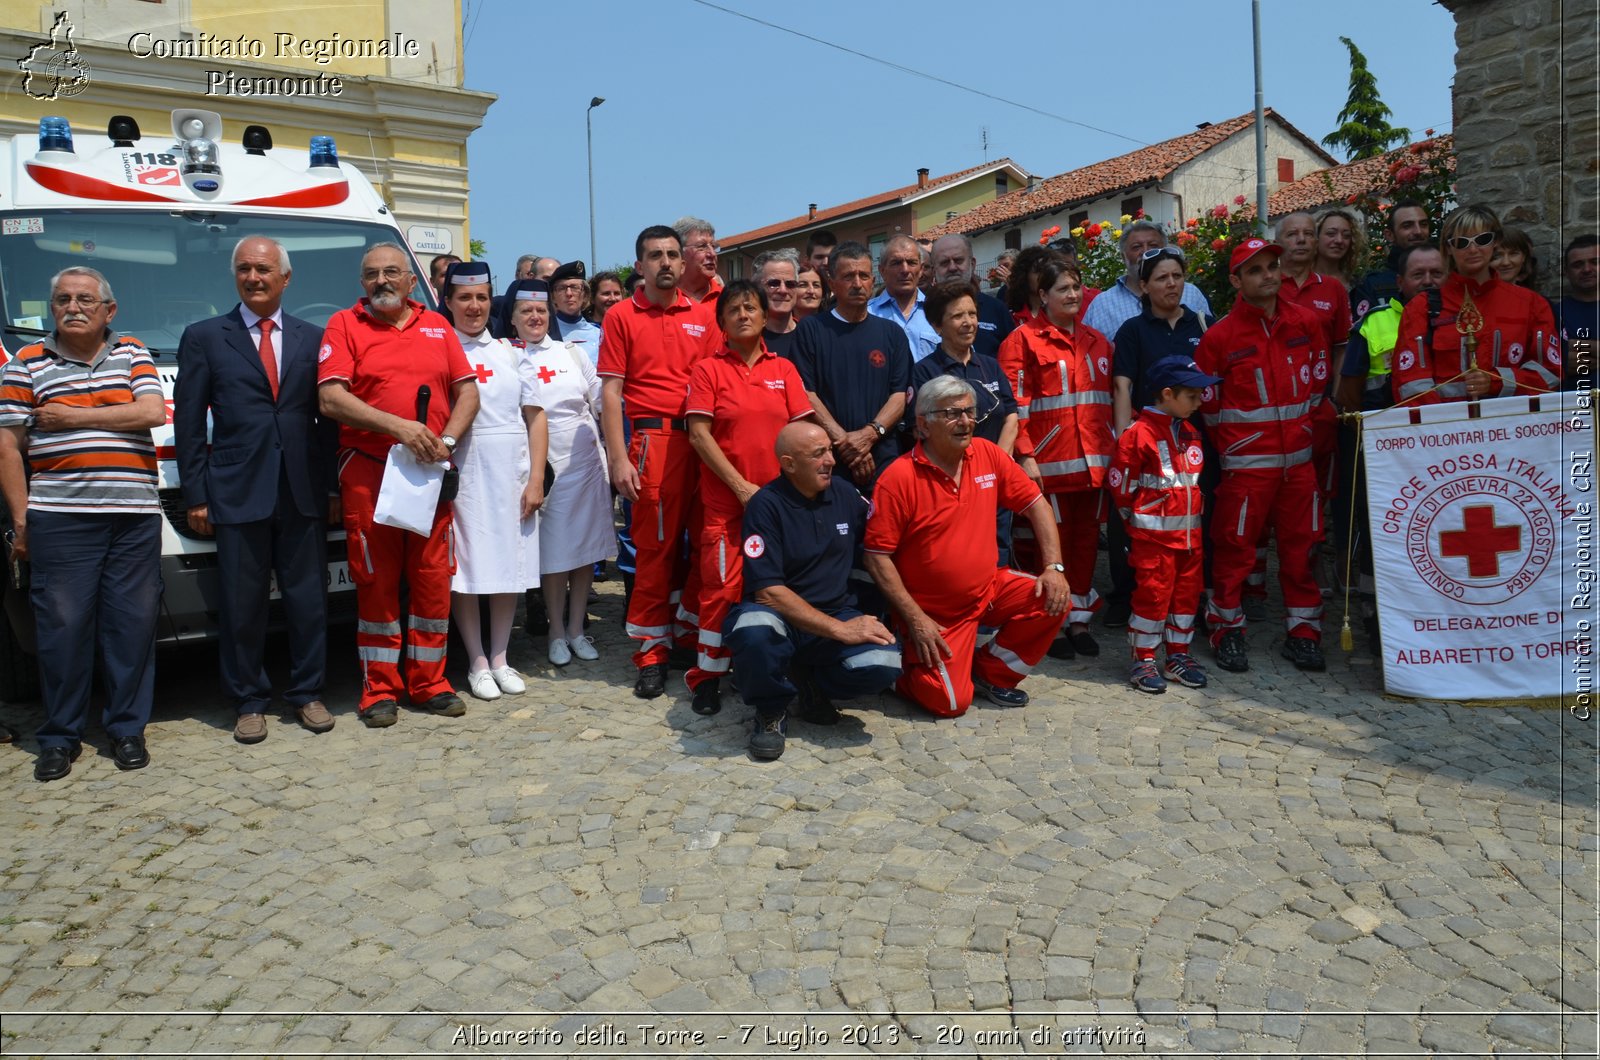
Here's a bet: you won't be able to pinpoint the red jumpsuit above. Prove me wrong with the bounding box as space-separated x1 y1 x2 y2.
998 318 1115 624
318 299 474 711
1108 409 1205 661
865 438 1066 716
597 289 718 668
683 345 812 690
1392 272 1561 405
1195 296 1327 643
1243 272 1348 602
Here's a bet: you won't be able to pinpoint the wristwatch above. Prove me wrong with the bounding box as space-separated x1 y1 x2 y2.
869 421 887 437
440 434 458 452
1045 563 1065 574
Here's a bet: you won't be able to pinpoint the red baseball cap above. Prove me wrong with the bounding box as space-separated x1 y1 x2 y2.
1229 237 1282 272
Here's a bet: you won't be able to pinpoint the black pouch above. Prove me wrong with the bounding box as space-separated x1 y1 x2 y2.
439 466 460 504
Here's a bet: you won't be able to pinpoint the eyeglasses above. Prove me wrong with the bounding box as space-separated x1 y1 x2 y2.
1447 231 1497 250
51 295 104 308
361 266 410 281
928 405 979 422
1140 246 1186 263
685 242 720 256
764 279 799 290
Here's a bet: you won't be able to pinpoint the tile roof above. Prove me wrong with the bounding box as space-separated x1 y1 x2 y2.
1266 135 1455 217
925 109 1334 238
720 159 1025 248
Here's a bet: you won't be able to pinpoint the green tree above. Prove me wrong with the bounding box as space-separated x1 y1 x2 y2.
1322 36 1410 161
469 238 486 259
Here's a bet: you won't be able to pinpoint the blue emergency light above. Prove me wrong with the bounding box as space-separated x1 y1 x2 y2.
38 116 73 154
309 136 339 169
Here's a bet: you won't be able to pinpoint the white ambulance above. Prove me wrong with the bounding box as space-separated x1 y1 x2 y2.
0 108 437 700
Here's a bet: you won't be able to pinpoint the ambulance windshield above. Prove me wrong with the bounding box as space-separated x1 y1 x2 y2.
0 210 435 357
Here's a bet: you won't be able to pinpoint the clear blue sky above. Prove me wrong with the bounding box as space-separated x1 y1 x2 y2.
462 0 1457 282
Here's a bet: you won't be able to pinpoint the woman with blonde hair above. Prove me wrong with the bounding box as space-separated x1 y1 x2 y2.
1314 207 1367 286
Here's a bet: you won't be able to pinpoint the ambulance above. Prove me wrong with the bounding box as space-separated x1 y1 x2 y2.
0 108 437 700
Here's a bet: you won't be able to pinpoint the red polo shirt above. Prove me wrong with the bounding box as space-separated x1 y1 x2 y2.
597 289 717 419
865 437 1041 622
686 345 813 515
1280 270 1352 349
318 298 474 459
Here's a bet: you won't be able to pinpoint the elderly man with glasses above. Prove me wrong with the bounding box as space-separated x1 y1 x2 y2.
864 375 1068 717
0 268 167 780
751 248 803 360
675 216 723 306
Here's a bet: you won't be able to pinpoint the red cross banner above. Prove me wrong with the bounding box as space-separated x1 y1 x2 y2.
1362 391 1595 702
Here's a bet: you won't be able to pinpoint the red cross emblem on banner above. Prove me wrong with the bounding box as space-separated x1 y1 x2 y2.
536 365 558 384
473 364 493 383
1438 504 1522 577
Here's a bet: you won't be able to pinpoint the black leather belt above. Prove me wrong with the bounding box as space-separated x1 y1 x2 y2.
631 417 687 431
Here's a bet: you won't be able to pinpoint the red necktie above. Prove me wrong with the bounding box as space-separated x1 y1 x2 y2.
258 318 278 400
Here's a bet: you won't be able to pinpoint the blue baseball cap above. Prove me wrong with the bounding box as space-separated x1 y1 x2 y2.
1147 356 1221 393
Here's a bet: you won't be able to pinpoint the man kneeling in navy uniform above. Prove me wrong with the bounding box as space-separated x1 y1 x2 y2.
726 421 901 760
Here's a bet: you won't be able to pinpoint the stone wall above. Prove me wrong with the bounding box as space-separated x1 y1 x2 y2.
1442 0 1598 291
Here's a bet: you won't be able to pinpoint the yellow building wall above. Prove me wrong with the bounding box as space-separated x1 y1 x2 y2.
912 180 1009 234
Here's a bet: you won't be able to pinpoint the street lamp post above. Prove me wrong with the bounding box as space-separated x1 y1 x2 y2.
587 96 605 273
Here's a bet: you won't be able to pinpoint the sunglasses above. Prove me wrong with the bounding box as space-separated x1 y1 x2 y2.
764 279 799 289
1140 245 1186 263
1447 231 1497 250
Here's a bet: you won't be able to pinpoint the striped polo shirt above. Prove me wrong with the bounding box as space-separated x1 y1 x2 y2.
0 332 162 514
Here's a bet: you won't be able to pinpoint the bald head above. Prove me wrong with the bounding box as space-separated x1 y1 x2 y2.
777 420 829 458
776 420 834 498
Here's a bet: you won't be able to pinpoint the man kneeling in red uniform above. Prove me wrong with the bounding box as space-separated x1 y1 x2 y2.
864 376 1069 714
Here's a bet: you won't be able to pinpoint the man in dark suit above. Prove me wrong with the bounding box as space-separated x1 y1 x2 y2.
174 235 338 743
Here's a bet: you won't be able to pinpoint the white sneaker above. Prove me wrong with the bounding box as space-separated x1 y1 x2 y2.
548 638 572 666
466 669 501 700
570 635 599 661
490 666 526 694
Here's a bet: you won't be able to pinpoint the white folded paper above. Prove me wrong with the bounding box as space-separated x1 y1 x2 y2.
373 444 447 536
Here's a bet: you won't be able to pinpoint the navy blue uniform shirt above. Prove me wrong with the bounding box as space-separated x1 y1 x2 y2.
790 310 912 476
1112 305 1207 410
741 475 868 614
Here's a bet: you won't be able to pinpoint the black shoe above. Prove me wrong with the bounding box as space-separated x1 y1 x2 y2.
1046 636 1076 660
359 700 399 728
792 664 839 725
691 677 722 716
973 675 1029 707
1070 630 1100 656
1281 635 1326 671
422 692 467 717
34 744 80 782
634 663 667 699
111 735 149 771
1214 630 1249 673
1102 599 1132 628
749 710 787 760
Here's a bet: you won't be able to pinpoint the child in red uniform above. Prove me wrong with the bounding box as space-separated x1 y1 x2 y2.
1108 358 1220 693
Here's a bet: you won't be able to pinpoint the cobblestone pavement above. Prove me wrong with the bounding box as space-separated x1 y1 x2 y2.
0 574 1595 1058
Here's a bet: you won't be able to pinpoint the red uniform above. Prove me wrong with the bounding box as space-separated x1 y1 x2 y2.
597 288 718 667
682 345 812 689
1108 409 1205 661
1195 296 1326 642
998 317 1115 623
1279 269 1347 496
1393 272 1561 405
318 298 474 711
865 438 1066 716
